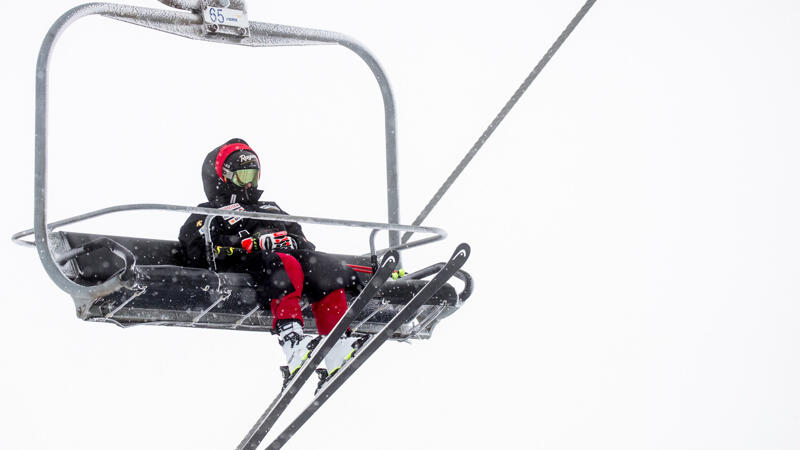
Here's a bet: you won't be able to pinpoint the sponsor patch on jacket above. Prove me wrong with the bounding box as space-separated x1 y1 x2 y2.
221 203 245 225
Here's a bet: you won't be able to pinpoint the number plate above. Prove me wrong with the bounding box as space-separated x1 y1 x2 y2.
203 6 249 28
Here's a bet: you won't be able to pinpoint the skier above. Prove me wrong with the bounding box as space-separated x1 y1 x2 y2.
178 138 364 388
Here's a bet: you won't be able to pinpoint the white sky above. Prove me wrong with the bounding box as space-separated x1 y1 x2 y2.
3 1 800 449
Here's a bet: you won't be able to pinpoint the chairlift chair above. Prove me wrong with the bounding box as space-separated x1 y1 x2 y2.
13 0 473 342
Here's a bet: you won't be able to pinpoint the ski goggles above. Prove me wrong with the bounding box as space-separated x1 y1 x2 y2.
231 168 259 187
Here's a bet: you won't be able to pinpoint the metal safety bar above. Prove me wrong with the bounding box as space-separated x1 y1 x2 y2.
25 2 407 300
13 203 446 300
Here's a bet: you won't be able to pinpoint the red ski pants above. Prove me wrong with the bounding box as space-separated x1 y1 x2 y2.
266 252 350 335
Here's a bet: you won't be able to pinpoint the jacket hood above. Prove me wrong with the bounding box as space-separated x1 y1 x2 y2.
201 138 263 205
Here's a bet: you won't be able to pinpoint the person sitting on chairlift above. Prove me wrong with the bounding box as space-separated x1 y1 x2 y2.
178 138 364 388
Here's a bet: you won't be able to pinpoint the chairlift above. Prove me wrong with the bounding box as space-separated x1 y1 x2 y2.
14 0 472 340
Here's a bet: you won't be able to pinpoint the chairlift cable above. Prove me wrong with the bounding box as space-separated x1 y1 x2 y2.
401 0 597 244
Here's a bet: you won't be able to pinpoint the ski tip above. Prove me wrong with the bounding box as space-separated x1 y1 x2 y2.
381 250 399 267
453 243 470 261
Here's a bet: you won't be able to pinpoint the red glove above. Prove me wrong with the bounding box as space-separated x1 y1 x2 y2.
240 236 257 253
241 231 296 253
268 231 297 251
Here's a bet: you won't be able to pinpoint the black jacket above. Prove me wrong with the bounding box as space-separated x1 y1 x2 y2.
178 200 314 269
178 139 314 269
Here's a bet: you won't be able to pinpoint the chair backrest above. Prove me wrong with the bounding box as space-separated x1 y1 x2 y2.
52 231 375 285
56 231 186 282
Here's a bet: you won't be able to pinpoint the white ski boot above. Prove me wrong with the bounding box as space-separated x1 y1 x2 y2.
315 333 368 394
278 321 319 390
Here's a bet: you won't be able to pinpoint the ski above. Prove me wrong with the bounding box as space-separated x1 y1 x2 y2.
266 243 471 450
236 250 399 450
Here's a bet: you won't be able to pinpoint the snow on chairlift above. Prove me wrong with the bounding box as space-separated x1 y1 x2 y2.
13 0 473 342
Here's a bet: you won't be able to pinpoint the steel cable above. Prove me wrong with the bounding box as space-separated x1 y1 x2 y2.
402 0 598 243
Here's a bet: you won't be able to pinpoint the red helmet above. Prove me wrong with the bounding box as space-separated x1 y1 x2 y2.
215 141 261 187
202 138 263 204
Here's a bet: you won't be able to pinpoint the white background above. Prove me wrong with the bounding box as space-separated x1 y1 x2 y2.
2 1 800 449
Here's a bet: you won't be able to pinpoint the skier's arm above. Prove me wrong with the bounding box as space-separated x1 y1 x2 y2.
180 213 249 267
260 202 315 251
178 214 211 267
286 221 315 251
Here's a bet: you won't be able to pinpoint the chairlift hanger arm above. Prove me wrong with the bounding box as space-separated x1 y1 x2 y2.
157 0 201 12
